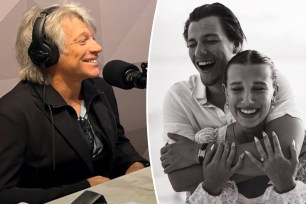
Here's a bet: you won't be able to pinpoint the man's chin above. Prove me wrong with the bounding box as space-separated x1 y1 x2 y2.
89 70 101 78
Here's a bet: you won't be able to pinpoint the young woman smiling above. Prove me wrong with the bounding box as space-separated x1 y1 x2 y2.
187 50 306 204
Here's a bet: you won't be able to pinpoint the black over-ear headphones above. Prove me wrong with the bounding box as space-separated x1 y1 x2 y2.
28 6 59 69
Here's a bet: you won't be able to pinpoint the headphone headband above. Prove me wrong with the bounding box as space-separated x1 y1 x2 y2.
40 6 59 16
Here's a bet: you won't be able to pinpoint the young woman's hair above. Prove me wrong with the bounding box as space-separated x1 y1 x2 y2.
224 50 277 87
183 3 246 48
15 2 96 84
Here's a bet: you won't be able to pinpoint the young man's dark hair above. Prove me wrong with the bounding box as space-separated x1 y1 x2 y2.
183 2 246 48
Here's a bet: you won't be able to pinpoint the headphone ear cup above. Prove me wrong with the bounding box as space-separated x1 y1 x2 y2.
40 39 59 68
28 6 59 69
28 36 59 69
28 42 47 67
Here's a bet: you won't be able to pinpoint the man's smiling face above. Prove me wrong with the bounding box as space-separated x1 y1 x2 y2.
187 16 237 86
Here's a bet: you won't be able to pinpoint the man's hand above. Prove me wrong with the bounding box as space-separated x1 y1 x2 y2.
160 133 200 174
125 162 145 174
87 176 110 186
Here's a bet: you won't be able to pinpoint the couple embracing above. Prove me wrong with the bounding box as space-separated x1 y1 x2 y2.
160 3 306 203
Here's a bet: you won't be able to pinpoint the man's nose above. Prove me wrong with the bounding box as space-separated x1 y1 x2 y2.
195 42 207 57
89 39 103 53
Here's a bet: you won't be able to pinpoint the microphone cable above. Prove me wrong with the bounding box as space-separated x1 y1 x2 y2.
34 77 47 184
34 73 57 185
47 104 56 171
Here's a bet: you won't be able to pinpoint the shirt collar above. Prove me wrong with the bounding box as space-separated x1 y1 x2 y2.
191 75 208 105
30 78 102 108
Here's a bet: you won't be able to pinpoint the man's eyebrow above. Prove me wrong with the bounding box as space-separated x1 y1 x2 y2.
203 33 219 38
73 32 88 42
188 33 219 41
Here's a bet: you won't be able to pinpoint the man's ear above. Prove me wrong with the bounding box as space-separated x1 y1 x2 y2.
233 42 242 54
222 84 230 108
274 84 279 94
271 84 279 103
222 84 227 95
273 84 279 97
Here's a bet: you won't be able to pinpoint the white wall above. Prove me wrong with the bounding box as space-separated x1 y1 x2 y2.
147 0 306 203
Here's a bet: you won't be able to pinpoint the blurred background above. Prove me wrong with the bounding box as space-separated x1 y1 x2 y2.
148 0 306 203
0 0 157 161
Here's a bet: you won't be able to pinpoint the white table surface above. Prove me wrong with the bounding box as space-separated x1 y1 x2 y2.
47 167 157 204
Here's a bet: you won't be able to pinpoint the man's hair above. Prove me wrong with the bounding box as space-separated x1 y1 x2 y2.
15 2 96 84
183 2 246 47
224 50 277 87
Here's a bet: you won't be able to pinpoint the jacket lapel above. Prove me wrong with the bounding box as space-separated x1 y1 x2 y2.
52 111 94 172
31 84 94 172
82 80 117 150
90 93 117 150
